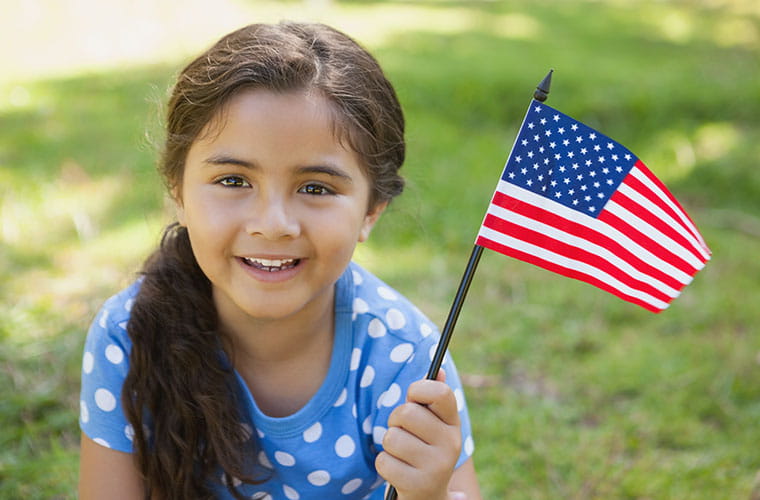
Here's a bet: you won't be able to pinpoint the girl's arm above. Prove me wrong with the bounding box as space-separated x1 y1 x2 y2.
376 371 482 500
79 434 144 499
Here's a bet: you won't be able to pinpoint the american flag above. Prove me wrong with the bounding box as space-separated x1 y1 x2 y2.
476 100 711 312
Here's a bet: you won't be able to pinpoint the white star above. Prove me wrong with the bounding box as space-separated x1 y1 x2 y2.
611 154 619 161
515 156 522 163
597 192 605 198
572 199 579 205
550 142 557 149
533 163 540 170
594 144 601 152
558 127 565 134
526 179 533 186
593 181 600 188
607 142 614 150
534 105 542 113
545 130 552 137
581 185 588 191
576 136 583 143
538 146 545 153
589 206 596 212
577 174 584 180
528 122 535 129
571 124 578 131
543 158 550 165
554 153 561 160
563 139 570 146
559 165 566 172
540 118 547 125
607 179 614 185
589 133 597 140
572 163 580 169
589 170 596 177
563 177 571 184
508 171 516 179
550 180 558 187
598 156 605 163
569 189 575 195
567 151 575 158
527 151 534 158
553 114 560 121
585 195 591 201
625 154 632 160
580 148 588 154
554 192 562 198
602 167 609 174
521 167 528 175
521 139 529 146
616 166 623 173
534 134 540 141
585 159 592 166
537 174 544 181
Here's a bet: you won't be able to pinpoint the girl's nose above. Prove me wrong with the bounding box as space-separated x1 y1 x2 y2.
244 194 300 240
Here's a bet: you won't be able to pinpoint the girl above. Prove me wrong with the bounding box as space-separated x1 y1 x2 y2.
79 22 481 500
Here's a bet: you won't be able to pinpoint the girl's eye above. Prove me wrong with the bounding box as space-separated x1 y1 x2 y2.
299 184 333 196
217 176 249 188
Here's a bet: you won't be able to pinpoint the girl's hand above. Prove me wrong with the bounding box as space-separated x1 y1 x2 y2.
375 370 465 500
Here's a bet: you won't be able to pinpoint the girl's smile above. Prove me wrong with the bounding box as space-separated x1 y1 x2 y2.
176 88 385 330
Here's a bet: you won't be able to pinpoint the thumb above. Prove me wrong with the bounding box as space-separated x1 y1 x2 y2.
448 492 467 500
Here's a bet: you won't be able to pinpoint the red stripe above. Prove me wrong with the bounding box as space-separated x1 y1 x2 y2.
491 190 686 290
481 212 673 303
599 193 698 276
623 169 706 261
610 186 705 264
635 161 707 249
476 234 664 313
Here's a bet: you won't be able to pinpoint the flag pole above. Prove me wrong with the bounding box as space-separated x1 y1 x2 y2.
383 70 554 500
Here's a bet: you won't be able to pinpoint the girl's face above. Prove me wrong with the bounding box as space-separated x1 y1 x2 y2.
176 89 385 327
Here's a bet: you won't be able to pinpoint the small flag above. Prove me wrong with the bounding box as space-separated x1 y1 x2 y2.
476 100 711 312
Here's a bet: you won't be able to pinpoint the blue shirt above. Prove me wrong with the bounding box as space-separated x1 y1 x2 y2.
80 262 474 499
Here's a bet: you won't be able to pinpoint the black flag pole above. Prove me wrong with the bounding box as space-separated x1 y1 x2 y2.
383 70 553 500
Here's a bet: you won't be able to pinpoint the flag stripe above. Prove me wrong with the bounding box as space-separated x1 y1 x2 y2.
476 227 669 312
602 196 705 272
481 210 675 302
488 192 683 296
630 165 711 258
487 180 694 284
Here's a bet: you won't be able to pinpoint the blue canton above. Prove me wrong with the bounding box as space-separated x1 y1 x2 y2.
503 100 638 218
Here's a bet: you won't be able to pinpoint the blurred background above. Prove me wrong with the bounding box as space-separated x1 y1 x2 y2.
1 0 759 498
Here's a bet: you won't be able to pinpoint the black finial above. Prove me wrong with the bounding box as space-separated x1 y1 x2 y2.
533 69 554 102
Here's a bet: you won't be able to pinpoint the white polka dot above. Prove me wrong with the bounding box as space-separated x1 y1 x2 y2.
342 478 363 494
283 485 300 499
80 400 89 423
379 383 402 408
429 343 447 363
105 344 124 364
335 435 355 458
94 388 117 412
118 321 128 330
82 351 94 374
124 424 134 441
352 404 357 418
353 298 369 315
420 323 434 338
385 308 406 329
377 286 398 300
454 388 465 412
124 298 134 311
352 269 363 285
303 422 322 443
98 310 109 328
239 422 253 441
307 470 331 486
258 451 273 469
274 451 296 466
372 426 387 445
389 343 414 363
360 366 375 388
93 437 110 448
350 348 361 371
334 388 347 407
362 416 372 434
253 494 272 500
367 318 386 338
464 435 475 456
257 428 265 439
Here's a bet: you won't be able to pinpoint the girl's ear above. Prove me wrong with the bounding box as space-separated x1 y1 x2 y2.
359 201 388 243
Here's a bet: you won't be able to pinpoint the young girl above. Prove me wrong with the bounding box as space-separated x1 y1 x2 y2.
79 22 481 500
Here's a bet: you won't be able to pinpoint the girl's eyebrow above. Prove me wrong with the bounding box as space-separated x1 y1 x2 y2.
203 155 353 183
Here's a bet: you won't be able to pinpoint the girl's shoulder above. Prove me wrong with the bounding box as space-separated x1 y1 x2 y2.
84 280 142 352
345 262 439 347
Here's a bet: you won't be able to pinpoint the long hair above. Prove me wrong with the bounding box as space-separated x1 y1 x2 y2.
122 22 406 498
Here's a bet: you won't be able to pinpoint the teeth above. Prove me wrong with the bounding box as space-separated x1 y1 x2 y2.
243 257 298 271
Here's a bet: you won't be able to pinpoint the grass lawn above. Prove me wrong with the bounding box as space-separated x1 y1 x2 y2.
2 0 759 498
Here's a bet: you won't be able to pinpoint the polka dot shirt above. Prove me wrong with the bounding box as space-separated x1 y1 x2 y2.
80 262 474 499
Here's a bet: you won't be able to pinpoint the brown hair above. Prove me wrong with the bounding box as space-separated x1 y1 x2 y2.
122 22 406 498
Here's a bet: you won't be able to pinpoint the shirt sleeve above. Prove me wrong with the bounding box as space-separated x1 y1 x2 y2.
79 288 136 453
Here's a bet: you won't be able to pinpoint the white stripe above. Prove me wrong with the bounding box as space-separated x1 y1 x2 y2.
618 174 710 261
484 203 680 298
630 167 710 256
482 180 694 284
477 225 671 310
604 199 705 271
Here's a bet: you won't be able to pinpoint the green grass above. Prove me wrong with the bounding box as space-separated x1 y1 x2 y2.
2 0 759 498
